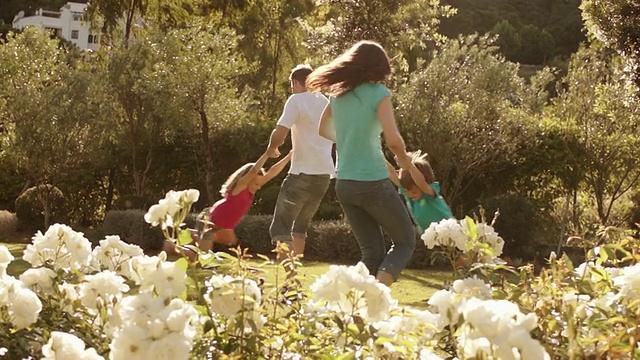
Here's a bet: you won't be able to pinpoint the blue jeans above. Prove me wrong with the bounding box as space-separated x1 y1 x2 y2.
270 173 331 243
335 178 416 279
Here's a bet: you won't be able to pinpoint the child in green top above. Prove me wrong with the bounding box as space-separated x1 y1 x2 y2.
386 151 454 232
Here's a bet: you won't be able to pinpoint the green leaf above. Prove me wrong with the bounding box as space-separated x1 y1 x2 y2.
175 257 189 271
198 252 215 267
602 246 617 263
178 228 193 245
203 318 214 334
335 353 356 360
465 216 478 240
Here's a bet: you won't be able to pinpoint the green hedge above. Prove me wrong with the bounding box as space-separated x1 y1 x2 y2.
15 184 67 231
102 211 437 268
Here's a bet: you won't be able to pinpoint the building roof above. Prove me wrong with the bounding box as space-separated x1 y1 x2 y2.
63 2 89 13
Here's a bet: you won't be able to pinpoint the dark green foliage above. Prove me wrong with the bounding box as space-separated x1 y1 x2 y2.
313 185 343 221
0 157 24 212
440 0 584 64
14 185 67 231
102 210 164 251
111 194 158 211
234 215 275 256
581 0 640 86
0 210 18 238
627 191 640 233
480 195 558 261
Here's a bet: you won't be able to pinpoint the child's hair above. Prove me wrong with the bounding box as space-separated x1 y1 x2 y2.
306 40 391 96
219 163 266 197
290 64 313 84
399 151 436 189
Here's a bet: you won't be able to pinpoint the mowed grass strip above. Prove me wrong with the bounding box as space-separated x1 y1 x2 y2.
2 243 448 309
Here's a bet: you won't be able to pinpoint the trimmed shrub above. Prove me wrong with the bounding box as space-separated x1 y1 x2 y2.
14 184 67 231
237 216 437 269
306 220 359 263
102 210 165 252
235 215 274 255
0 210 18 240
112 195 158 211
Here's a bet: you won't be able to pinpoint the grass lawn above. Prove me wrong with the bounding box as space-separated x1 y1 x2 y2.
2 242 450 309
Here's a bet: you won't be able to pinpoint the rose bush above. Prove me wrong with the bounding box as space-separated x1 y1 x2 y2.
0 189 638 359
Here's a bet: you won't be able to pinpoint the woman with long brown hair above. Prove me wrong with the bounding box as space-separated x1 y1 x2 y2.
307 40 423 286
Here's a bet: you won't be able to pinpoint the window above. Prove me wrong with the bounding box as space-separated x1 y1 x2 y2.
71 30 79 39
72 13 83 21
88 34 99 44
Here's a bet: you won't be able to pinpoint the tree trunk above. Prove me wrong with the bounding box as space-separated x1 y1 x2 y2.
199 109 216 204
37 185 52 229
105 167 116 212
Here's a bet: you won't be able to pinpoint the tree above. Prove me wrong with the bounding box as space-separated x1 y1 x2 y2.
86 0 194 45
157 23 256 203
302 0 454 63
394 34 545 211
491 20 521 61
103 30 182 198
0 29 106 227
516 25 556 65
550 45 640 225
237 0 315 101
581 0 640 86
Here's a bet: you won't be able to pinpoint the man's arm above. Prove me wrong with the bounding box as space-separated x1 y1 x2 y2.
267 125 289 158
263 151 293 182
318 104 336 142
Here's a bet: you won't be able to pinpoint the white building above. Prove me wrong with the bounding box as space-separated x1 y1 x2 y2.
12 2 100 51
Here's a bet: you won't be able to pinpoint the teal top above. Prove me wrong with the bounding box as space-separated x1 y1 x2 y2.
399 182 454 231
330 83 390 181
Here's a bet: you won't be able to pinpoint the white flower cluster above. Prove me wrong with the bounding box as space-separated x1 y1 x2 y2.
23 223 93 271
205 274 265 332
91 235 144 275
371 307 446 359
309 262 397 322
422 218 468 251
562 261 640 355
421 218 504 261
2 219 200 360
108 293 199 359
428 276 549 359
612 263 640 300
144 189 200 229
0 246 42 329
42 331 103 360
78 270 129 313
128 252 187 298
458 298 549 360
428 276 493 326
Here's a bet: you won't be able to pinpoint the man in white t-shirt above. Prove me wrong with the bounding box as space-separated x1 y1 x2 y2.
266 64 335 258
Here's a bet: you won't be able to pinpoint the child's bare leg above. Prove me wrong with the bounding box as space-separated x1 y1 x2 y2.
162 240 181 257
212 229 237 246
198 228 237 251
162 240 197 262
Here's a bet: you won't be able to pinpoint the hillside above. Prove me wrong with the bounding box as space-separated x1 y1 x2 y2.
440 0 585 64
